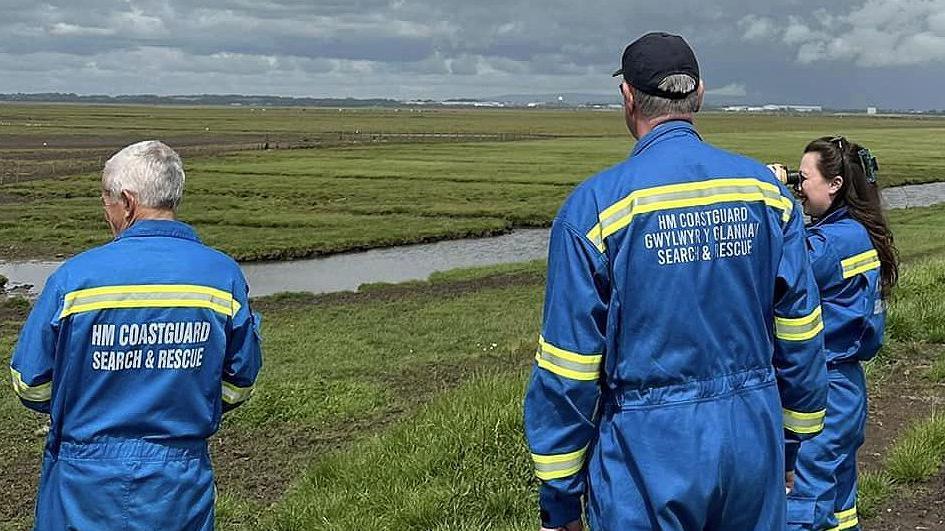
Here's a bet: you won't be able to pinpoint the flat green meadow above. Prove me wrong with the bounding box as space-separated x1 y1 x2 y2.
2 106 945 528
2 108 944 261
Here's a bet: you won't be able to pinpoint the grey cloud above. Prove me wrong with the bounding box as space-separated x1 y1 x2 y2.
741 0 945 67
0 0 941 107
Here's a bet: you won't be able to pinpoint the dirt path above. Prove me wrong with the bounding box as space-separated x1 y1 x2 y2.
860 343 945 529
860 343 945 470
868 469 945 530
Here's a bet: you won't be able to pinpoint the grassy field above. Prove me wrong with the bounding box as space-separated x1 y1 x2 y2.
3 203 945 528
2 107 944 261
3 106 945 528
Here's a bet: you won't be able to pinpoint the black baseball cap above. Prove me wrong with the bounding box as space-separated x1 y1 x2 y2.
613 32 700 100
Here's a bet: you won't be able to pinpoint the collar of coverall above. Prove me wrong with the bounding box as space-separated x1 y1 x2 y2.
114 219 202 243
630 119 701 157
810 203 849 228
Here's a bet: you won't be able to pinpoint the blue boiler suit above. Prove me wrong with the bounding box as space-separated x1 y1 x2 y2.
9 220 262 530
787 206 885 530
524 121 828 530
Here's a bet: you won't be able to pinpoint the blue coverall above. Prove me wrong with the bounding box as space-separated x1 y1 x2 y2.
524 121 829 530
9 220 262 530
787 206 885 530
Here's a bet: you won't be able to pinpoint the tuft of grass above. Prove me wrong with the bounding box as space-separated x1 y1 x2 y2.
884 411 945 483
857 470 895 518
925 346 945 382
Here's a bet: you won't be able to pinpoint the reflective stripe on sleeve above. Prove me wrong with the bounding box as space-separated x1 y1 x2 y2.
531 446 588 481
586 178 793 252
774 306 824 341
60 284 240 318
841 249 880 279
222 380 254 405
535 336 602 381
829 506 858 530
783 408 826 435
10 367 52 402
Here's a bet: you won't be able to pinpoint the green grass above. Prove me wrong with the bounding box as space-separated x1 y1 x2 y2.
251 370 535 531
3 106 945 526
857 470 895 518
0 266 546 528
2 110 945 261
884 412 945 483
887 260 945 342
855 412 945 520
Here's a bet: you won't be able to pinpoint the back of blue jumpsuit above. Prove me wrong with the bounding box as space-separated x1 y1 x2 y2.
9 220 262 530
787 205 885 530
524 121 829 530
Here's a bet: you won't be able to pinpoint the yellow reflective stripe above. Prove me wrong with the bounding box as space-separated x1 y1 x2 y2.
774 306 824 341
535 336 602 381
588 178 793 252
222 380 254 405
9 368 52 402
63 299 234 318
64 284 233 301
586 224 605 253
61 284 238 318
841 249 880 279
783 408 826 434
828 506 858 530
532 446 587 481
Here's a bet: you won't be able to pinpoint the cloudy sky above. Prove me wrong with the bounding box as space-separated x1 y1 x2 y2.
0 0 942 108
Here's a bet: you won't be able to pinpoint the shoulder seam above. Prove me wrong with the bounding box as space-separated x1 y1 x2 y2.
557 219 609 266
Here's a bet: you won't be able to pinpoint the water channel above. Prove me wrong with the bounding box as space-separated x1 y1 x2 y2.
3 182 944 297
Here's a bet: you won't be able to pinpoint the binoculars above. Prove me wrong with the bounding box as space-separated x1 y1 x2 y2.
766 164 800 187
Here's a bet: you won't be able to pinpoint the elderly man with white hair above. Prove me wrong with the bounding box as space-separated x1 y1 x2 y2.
9 141 262 530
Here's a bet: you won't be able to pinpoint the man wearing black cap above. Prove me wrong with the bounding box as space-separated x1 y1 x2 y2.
524 32 828 530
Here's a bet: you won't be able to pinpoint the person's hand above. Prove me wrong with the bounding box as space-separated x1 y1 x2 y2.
785 470 796 494
540 520 583 531
767 163 789 184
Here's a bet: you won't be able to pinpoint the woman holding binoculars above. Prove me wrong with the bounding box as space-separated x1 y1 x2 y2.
773 136 898 531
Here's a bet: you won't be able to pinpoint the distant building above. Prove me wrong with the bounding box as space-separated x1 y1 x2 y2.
723 104 822 113
867 107 878 115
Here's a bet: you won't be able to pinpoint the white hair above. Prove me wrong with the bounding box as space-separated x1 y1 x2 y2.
633 74 701 119
102 140 185 210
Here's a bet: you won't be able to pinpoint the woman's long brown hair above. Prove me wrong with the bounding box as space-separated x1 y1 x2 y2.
805 136 899 299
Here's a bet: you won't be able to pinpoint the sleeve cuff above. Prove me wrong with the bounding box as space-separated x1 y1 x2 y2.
785 439 801 472
539 484 582 528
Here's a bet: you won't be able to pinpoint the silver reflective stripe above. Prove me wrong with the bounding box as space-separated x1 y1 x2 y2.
833 506 858 530
598 183 784 237
587 178 793 252
774 307 823 342
10 367 52 402
841 250 880 279
536 350 599 374
534 459 580 477
63 291 233 313
783 408 825 434
60 284 238 318
535 336 602 381
532 446 587 481
222 380 254 404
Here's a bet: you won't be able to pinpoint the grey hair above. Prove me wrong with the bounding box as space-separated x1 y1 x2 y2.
633 74 701 119
102 141 185 210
